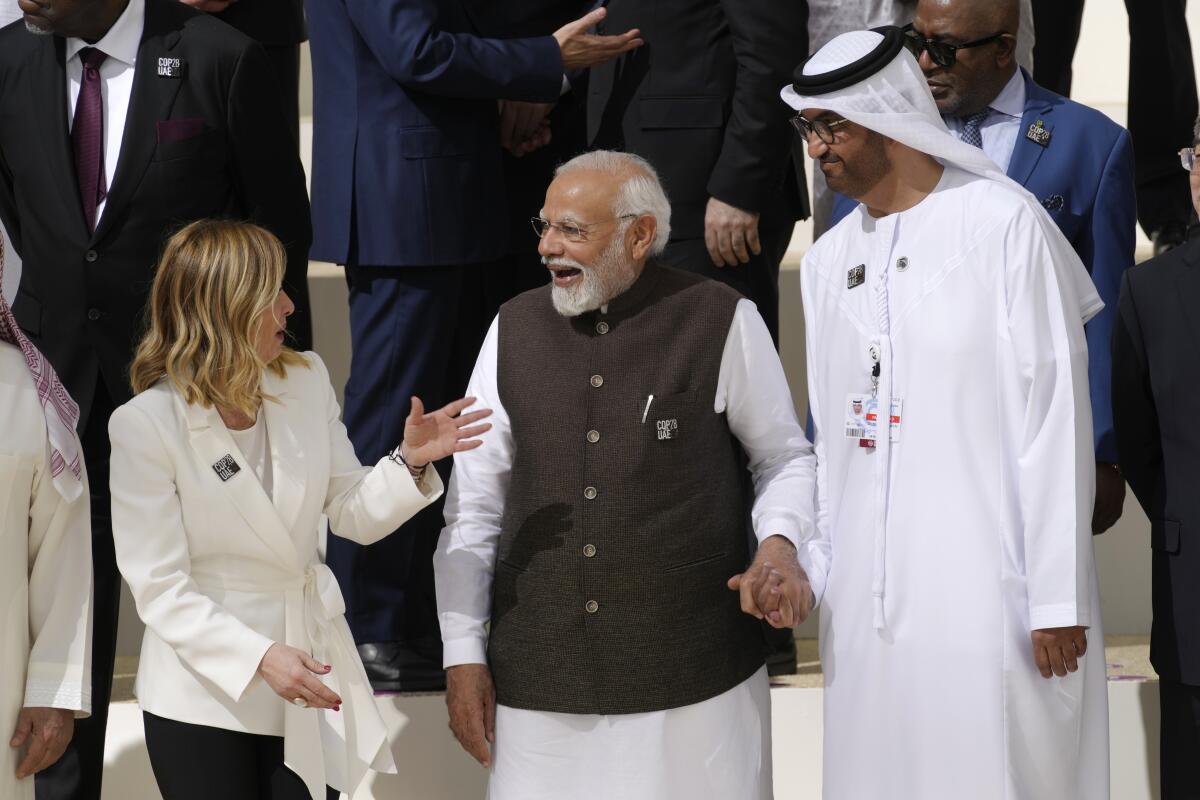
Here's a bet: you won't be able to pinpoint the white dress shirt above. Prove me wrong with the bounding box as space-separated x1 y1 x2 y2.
436 298 813 800
944 67 1026 173
64 0 143 226
229 415 274 500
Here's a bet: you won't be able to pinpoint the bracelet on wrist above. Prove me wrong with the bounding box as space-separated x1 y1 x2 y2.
389 445 428 478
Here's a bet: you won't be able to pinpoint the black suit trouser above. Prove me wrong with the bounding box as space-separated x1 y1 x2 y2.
142 711 338 800
36 383 119 800
327 263 501 662
1161 677 1200 799
1033 0 1197 233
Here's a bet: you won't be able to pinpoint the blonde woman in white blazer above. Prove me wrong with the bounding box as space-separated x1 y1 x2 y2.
108 220 491 800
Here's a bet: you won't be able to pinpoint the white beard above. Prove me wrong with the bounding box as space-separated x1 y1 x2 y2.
547 236 639 317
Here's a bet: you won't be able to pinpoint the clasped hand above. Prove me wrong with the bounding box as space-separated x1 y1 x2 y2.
727 535 814 628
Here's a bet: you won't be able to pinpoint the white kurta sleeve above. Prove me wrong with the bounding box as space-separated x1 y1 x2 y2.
310 353 445 545
25 443 92 716
798 261 834 607
434 317 511 668
1003 211 1097 630
110 404 276 702
718 299 825 602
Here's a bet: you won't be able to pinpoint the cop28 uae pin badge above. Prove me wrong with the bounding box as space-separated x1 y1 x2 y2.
847 264 866 289
1026 119 1051 147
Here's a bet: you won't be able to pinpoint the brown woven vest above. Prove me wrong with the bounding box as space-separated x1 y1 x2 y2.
490 263 765 715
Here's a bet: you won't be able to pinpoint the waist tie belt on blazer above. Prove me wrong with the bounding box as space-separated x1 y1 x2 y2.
192 564 396 799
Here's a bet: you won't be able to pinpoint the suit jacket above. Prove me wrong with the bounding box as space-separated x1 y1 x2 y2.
216 0 307 47
587 0 809 240
0 0 313 432
1113 238 1200 685
306 0 563 267
108 352 443 796
831 70 1135 462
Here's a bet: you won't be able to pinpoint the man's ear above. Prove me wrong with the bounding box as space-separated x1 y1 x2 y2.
628 215 657 261
994 33 1018 69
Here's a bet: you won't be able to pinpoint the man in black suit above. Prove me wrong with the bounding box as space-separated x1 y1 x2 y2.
587 0 809 345
0 1 311 797
185 0 307 143
1112 120 1200 798
463 0 595 303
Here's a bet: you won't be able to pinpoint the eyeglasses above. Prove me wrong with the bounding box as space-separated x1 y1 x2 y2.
531 215 637 243
790 114 852 145
902 24 1007 69
1180 147 1200 171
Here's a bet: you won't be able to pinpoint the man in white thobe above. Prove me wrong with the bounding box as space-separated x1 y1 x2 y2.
434 149 820 800
781 28 1108 799
0 239 92 799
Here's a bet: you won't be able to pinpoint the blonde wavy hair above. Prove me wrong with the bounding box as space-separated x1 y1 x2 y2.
129 219 307 416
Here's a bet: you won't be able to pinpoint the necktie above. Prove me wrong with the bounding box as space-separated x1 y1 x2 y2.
73 47 108 233
959 108 990 149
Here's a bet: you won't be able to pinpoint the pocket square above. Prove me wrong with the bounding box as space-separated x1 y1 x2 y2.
156 117 205 145
1041 194 1065 212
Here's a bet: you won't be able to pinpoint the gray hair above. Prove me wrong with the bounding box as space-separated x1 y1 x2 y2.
1194 114 1200 146
555 150 672 256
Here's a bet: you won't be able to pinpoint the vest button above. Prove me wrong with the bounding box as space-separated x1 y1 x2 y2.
84 250 98 263
583 486 597 500
585 600 599 614
586 430 600 443
590 374 603 388
596 321 610 335
86 308 101 321
583 543 597 558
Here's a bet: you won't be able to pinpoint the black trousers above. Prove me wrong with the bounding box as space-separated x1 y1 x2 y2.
143 712 339 800
327 263 500 662
1161 677 1200 799
1032 0 1197 234
36 383 119 800
658 221 794 347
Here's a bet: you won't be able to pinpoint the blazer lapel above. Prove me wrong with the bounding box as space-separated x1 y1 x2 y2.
179 392 302 569
260 370 308 537
1007 70 1055 188
93 0 182 244
31 37 89 237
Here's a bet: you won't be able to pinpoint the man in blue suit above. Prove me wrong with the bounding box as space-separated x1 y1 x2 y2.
305 0 641 690
829 0 1135 534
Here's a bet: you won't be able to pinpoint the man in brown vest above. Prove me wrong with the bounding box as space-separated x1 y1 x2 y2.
433 150 820 800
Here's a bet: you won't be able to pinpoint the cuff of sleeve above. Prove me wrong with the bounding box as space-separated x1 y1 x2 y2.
442 637 489 669
24 677 91 718
755 522 800 550
226 635 277 703
1029 603 1086 631
796 543 829 609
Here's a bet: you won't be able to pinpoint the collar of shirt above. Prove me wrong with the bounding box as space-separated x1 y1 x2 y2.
64 0 145 68
988 67 1026 120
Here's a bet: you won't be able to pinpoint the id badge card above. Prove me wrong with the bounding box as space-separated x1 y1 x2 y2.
844 394 903 445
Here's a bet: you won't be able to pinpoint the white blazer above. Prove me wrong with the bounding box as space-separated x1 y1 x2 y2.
109 352 442 800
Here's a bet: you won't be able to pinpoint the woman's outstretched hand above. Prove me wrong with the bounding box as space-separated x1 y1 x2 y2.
401 396 493 467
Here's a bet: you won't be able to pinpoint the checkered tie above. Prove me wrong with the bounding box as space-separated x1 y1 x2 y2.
959 109 990 149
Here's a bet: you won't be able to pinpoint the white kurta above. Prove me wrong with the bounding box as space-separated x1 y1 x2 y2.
436 299 820 800
802 167 1108 799
0 343 92 800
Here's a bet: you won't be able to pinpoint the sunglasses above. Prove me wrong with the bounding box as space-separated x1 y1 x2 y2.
902 23 1007 68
